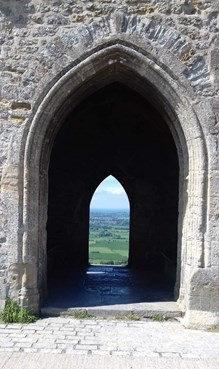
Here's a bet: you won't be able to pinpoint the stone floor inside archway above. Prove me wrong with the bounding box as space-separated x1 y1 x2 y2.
41 265 181 318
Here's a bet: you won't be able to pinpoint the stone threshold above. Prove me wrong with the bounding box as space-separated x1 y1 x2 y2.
41 301 182 319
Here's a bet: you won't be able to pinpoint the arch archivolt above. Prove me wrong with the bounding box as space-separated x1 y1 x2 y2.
3 15 210 315
31 14 210 106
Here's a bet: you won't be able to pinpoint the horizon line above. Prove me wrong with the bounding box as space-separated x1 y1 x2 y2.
90 208 129 210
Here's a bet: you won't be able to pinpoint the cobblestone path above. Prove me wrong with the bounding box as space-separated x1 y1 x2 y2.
0 317 219 358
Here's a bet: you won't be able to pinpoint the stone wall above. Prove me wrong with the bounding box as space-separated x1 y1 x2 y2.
0 0 218 328
0 0 218 115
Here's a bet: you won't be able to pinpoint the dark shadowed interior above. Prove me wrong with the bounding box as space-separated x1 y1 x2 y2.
46 82 179 301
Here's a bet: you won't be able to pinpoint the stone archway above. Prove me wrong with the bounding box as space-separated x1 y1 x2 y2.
24 42 205 315
46 82 179 281
5 34 213 327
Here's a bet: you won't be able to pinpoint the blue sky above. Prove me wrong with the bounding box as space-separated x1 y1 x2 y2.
90 175 129 209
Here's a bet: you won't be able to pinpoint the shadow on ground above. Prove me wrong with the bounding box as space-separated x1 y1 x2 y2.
43 265 176 310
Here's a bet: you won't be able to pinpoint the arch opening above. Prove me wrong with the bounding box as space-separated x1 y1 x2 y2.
46 82 179 306
14 40 208 322
89 175 130 266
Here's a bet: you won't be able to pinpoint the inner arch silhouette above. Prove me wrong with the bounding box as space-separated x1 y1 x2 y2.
89 175 130 266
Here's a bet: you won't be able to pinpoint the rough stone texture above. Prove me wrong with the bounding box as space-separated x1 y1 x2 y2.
0 0 218 329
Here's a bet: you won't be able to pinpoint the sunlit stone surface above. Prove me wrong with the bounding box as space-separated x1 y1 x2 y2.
0 0 218 329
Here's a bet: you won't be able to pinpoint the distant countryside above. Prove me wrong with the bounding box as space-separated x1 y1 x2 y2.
89 209 129 265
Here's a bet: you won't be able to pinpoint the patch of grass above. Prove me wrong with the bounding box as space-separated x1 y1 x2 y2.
1 298 37 324
73 310 94 319
208 324 219 332
151 314 168 322
115 312 140 321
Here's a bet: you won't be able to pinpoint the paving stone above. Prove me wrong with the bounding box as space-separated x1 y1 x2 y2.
65 348 89 355
6 325 23 330
30 326 45 331
40 329 53 334
59 331 77 336
0 342 14 348
0 336 11 341
0 347 20 352
9 334 27 338
15 342 33 348
0 329 19 335
75 344 98 351
51 335 66 340
32 343 57 349
57 344 68 349
21 330 36 335
39 348 63 354
75 328 92 333
83 333 95 337
22 348 38 353
55 339 79 344
79 339 102 345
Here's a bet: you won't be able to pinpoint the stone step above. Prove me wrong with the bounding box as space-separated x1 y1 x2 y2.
41 301 182 320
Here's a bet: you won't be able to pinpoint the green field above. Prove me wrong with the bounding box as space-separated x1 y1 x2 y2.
89 210 129 265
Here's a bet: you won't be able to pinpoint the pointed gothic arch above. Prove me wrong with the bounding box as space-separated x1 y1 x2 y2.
89 175 130 212
89 175 130 266
4 37 212 328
